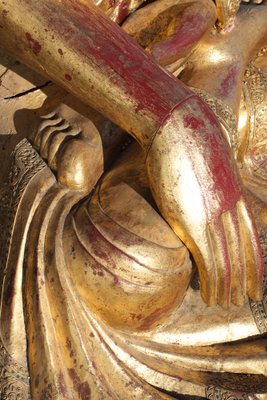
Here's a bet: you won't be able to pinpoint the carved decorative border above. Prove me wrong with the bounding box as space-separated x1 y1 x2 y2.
0 139 46 400
0 139 46 277
0 342 30 400
190 86 238 153
249 230 267 334
243 62 267 181
205 386 258 400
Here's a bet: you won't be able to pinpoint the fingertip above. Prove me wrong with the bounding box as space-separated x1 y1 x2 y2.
249 286 263 302
237 199 264 301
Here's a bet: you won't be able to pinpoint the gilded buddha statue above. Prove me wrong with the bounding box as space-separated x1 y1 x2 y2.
0 0 267 398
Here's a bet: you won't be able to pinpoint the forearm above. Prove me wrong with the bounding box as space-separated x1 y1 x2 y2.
0 0 192 149
184 3 267 114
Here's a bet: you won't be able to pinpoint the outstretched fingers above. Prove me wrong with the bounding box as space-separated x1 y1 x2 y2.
201 198 263 307
237 199 263 301
206 218 231 307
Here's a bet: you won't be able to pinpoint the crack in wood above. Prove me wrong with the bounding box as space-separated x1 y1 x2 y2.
3 81 52 100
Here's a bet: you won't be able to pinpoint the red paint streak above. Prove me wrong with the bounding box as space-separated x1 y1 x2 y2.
92 361 97 369
179 96 242 218
65 73 72 81
140 308 165 329
130 313 142 321
66 337 72 351
82 216 145 284
184 115 205 130
116 0 129 24
218 66 237 98
39 0 192 125
68 368 91 400
58 48 64 56
151 12 209 65
113 274 119 286
25 32 42 55
58 373 67 396
75 218 123 285
140 298 177 330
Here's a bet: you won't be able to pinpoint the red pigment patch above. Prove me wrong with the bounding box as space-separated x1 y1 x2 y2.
151 12 208 65
92 361 97 370
66 337 72 351
180 96 242 218
2 9 8 16
68 368 91 400
130 313 142 321
116 0 129 24
218 66 237 98
25 32 42 55
58 372 67 396
184 115 205 130
65 73 72 81
39 0 192 125
58 48 64 56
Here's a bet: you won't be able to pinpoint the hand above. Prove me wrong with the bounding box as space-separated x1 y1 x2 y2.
30 104 103 192
146 95 263 307
122 0 216 67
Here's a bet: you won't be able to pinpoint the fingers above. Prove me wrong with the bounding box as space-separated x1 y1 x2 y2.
146 97 263 308
33 112 63 148
221 207 246 306
47 127 81 170
206 219 231 307
200 198 263 307
190 234 217 307
39 121 70 159
32 111 82 170
237 199 263 301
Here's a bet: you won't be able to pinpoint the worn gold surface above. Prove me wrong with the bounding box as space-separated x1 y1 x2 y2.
215 0 242 29
180 4 267 115
2 0 264 307
122 0 216 66
0 0 267 399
